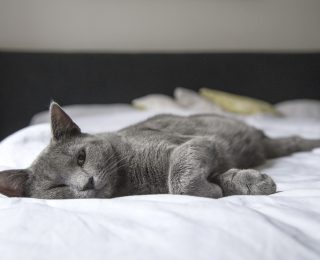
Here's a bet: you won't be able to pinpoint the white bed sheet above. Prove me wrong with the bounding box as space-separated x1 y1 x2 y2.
0 106 320 260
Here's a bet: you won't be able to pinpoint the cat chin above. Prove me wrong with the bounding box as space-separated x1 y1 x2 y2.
93 178 117 198
74 186 113 199
74 189 96 199
95 188 113 199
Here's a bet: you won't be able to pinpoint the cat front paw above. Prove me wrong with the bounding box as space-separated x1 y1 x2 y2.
218 169 277 196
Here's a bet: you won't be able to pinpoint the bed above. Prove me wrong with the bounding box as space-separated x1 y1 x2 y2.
1 100 320 260
0 52 320 260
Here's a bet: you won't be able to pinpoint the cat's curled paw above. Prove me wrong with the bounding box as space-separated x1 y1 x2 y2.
217 169 277 196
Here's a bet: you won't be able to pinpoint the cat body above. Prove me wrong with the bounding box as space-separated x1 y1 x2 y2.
1 103 320 199
112 114 266 197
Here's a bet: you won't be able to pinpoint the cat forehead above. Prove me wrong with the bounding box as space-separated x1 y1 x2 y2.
49 133 95 151
30 135 109 172
30 139 82 166
50 139 84 153
35 135 103 161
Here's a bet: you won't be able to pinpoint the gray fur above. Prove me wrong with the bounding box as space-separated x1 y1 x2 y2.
0 102 320 199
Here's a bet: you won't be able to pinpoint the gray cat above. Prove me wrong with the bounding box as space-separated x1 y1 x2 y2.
0 102 319 199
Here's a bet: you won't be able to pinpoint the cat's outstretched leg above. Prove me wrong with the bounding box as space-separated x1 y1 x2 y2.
214 169 277 196
264 136 320 159
168 137 231 198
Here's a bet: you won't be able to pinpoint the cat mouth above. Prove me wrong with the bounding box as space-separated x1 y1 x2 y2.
95 182 114 198
94 177 108 191
77 189 96 198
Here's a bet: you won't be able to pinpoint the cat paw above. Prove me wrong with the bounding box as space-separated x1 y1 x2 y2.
218 169 277 196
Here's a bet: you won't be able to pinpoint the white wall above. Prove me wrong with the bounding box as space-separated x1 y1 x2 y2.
0 0 319 52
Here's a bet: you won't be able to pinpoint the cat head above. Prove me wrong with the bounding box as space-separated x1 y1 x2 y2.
0 102 119 199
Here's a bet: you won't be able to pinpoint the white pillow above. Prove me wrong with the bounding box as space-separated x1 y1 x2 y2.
276 99 320 119
30 104 135 125
174 87 224 113
132 94 182 110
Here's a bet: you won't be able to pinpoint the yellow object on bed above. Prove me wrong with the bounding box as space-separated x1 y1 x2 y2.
200 88 280 115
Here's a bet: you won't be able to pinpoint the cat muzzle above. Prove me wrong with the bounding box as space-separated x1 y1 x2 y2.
81 176 95 191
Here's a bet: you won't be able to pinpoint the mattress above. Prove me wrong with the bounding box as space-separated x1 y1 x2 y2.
0 105 320 260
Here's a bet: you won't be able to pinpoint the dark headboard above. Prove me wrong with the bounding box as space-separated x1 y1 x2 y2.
0 52 320 140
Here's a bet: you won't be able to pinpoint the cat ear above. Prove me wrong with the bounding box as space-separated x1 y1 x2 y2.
50 101 81 141
0 169 29 197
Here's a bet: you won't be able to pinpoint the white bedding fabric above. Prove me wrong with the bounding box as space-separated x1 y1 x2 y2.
1 105 320 260
276 99 320 119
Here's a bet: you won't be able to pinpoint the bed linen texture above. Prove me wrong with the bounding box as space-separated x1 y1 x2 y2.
0 106 320 260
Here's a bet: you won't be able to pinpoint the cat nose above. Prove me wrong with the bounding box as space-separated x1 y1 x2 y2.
82 176 95 191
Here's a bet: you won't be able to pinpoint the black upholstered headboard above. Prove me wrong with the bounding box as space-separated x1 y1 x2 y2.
0 52 319 140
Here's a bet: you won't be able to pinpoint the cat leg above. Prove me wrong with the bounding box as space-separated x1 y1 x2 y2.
264 136 320 159
168 137 231 199
214 168 276 196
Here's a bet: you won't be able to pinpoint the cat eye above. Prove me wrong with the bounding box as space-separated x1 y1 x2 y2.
77 149 86 167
